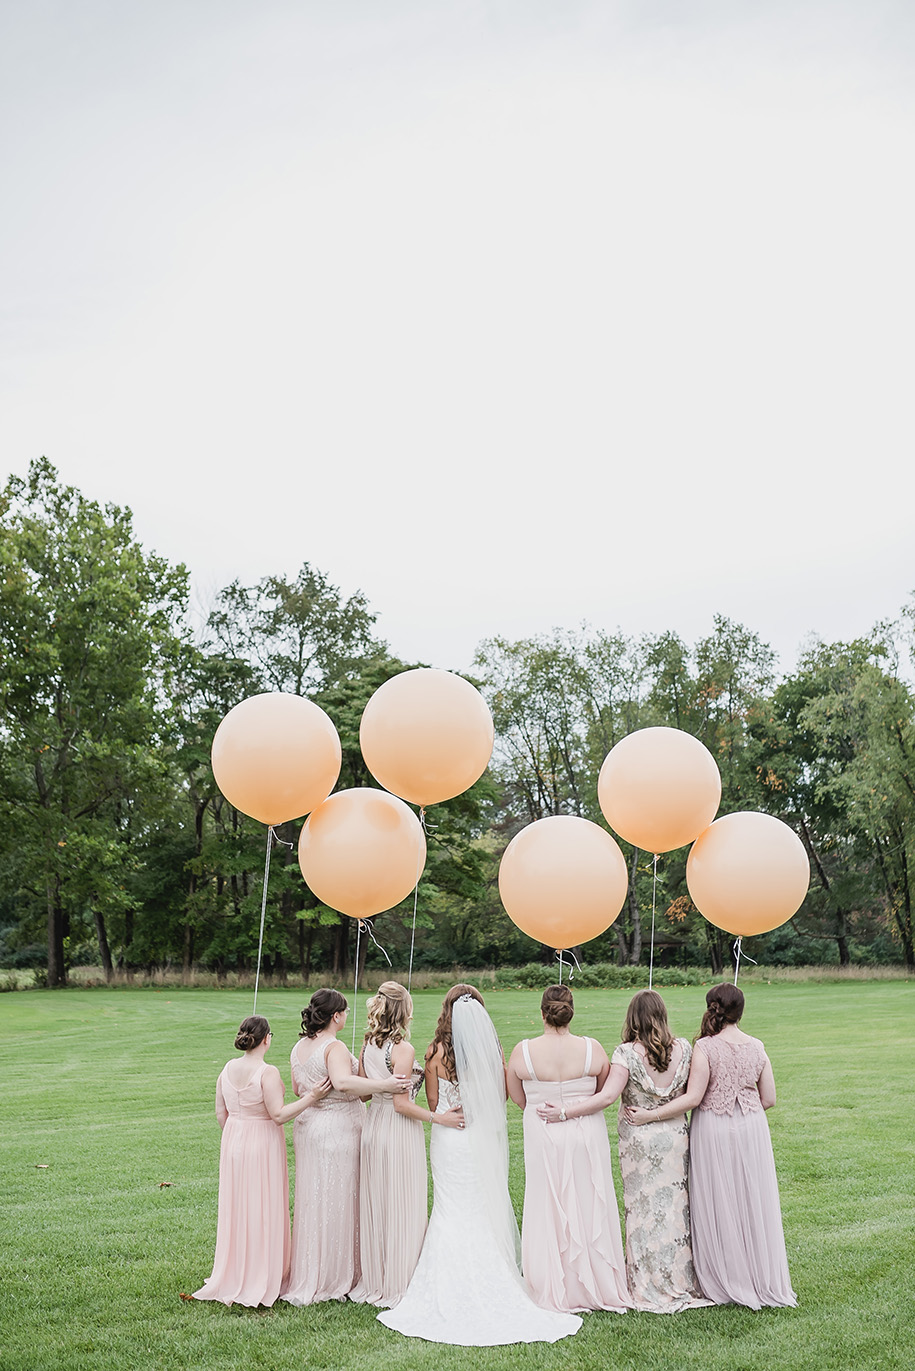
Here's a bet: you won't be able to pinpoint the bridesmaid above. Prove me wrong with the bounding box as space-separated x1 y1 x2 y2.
282 989 411 1306
537 990 710 1312
192 1016 328 1307
506 984 630 1314
351 981 462 1307
626 983 796 1309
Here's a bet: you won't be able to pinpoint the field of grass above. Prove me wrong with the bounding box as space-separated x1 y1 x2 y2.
1 981 912 1370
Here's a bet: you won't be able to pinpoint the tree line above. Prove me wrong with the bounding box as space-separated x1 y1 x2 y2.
2 459 913 987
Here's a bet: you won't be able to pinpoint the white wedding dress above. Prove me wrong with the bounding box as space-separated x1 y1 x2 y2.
378 1001 581 1347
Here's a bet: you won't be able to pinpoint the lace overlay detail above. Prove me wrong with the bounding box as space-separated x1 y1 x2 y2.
437 1078 462 1111
696 1035 766 1116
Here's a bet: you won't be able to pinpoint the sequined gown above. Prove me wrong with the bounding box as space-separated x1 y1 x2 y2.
350 1039 427 1307
688 1035 796 1309
612 1039 711 1312
193 1061 290 1307
379 1079 582 1344
282 1039 366 1305
520 1038 630 1314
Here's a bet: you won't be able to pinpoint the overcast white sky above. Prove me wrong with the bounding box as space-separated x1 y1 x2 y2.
2 0 913 676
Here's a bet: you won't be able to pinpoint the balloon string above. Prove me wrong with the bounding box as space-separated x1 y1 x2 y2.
733 937 758 985
555 948 582 982
557 950 563 984
352 919 362 1055
361 918 392 968
648 853 658 990
253 826 275 1016
407 807 426 993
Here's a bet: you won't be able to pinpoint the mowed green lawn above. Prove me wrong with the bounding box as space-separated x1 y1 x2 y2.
1 981 912 1371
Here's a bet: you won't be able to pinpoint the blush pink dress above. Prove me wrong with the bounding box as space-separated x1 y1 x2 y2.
519 1038 630 1314
193 1061 290 1307
688 1035 796 1309
282 1039 366 1305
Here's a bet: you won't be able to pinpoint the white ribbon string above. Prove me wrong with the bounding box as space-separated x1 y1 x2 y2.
252 826 275 1016
362 918 392 967
648 853 658 990
352 919 363 1054
407 807 427 992
554 948 582 982
733 936 758 984
557 950 563 984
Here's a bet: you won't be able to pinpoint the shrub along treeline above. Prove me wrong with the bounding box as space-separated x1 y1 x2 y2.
2 460 913 987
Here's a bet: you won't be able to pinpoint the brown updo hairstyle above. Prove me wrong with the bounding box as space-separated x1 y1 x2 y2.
541 984 574 1029
234 1015 270 1051
426 983 485 1079
623 989 674 1073
699 982 745 1038
364 980 413 1049
300 988 348 1039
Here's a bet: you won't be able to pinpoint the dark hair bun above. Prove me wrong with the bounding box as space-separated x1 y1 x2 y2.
301 988 348 1038
234 1030 257 1050
234 1015 270 1051
541 984 574 1028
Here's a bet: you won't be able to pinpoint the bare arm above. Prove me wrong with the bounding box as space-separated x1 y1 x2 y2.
536 1062 630 1123
625 1047 710 1126
757 1056 776 1110
325 1040 408 1097
505 1044 528 1110
261 1063 330 1125
215 1076 228 1130
391 1041 463 1128
424 1045 442 1114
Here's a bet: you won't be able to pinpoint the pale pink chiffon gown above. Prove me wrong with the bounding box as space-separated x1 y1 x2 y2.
689 1035 797 1309
520 1038 631 1313
350 1040 426 1307
282 1039 365 1305
193 1061 290 1307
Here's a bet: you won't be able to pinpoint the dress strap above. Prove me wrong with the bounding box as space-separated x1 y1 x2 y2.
582 1036 593 1076
520 1039 537 1080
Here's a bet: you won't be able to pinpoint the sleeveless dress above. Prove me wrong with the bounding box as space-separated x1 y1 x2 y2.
689 1035 797 1309
379 1078 582 1344
282 1039 365 1305
519 1038 630 1314
612 1039 712 1312
350 1039 427 1307
193 1061 290 1307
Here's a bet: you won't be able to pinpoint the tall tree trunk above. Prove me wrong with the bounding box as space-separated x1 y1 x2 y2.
182 922 194 984
627 847 642 966
332 920 348 979
46 873 67 988
93 907 114 983
799 816 850 966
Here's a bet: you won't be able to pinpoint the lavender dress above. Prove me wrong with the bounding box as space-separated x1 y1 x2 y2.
688 1035 796 1309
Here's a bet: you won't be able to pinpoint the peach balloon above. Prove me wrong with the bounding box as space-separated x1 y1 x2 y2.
211 693 341 825
498 816 629 949
598 726 721 854
360 668 494 807
686 812 810 936
298 787 426 920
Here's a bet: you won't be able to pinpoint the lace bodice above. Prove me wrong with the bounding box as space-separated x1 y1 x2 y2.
696 1035 767 1115
611 1039 692 1111
435 1078 462 1112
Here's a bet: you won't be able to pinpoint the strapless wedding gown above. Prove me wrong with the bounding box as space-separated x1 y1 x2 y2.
378 1079 581 1345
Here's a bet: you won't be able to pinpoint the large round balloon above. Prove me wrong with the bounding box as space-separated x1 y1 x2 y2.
211 693 341 825
498 816 629 949
360 668 494 807
598 726 721 853
686 811 810 936
298 787 426 920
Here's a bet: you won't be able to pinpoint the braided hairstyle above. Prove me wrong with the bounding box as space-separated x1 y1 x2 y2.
699 983 745 1039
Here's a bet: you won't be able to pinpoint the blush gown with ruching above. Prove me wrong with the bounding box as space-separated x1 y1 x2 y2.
350 1039 427 1307
688 1035 797 1310
193 1061 290 1307
282 1039 365 1305
612 1039 712 1312
519 1038 630 1314
379 1079 582 1345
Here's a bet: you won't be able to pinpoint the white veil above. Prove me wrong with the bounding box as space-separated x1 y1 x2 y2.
451 995 523 1273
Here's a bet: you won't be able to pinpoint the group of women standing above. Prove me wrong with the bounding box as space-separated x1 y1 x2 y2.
191 977 795 1343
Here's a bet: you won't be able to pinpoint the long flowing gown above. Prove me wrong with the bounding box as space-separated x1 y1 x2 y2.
193 1061 290 1307
688 1035 797 1309
282 1039 365 1305
612 1039 712 1312
379 1079 582 1344
350 1039 427 1307
519 1038 630 1314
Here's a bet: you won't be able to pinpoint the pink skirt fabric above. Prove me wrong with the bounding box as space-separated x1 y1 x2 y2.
194 1116 291 1307
689 1106 796 1309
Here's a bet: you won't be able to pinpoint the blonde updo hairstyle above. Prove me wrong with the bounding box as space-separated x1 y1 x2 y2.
234 1015 270 1052
541 983 574 1029
364 980 413 1049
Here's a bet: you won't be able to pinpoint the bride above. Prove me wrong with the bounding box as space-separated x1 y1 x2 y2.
378 985 581 1346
